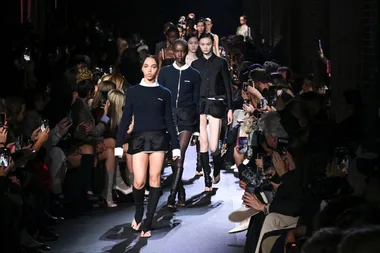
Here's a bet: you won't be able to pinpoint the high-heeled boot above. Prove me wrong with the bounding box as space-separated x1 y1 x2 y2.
200 152 212 191
131 187 145 231
141 186 161 237
212 151 222 184
167 167 184 211
104 170 117 207
195 142 203 176
80 154 97 201
177 179 186 206
114 162 132 195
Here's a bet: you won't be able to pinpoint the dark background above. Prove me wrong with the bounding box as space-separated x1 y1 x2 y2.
7 0 380 140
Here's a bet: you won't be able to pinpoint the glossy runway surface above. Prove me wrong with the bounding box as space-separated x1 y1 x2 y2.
50 147 246 253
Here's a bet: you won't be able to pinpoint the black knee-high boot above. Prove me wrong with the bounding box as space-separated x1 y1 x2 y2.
80 154 95 198
212 151 222 184
142 186 161 233
167 166 184 210
177 179 186 206
200 152 212 188
132 187 145 225
196 142 202 173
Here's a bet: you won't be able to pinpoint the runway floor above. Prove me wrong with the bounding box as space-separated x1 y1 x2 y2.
50 147 246 253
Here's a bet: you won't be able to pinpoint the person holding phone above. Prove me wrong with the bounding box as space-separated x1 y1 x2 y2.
191 32 233 191
115 55 180 238
158 39 201 211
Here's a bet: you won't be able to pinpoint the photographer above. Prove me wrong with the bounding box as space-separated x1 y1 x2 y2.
242 112 303 253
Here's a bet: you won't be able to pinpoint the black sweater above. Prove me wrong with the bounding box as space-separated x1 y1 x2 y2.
116 80 180 150
191 53 233 109
158 63 201 111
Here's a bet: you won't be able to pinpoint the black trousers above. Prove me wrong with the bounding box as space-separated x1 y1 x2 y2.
244 212 266 253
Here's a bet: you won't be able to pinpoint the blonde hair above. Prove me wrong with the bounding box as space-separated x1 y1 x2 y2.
91 80 116 109
108 89 125 131
109 73 129 91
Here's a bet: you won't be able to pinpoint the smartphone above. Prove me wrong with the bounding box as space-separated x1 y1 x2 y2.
245 183 255 194
243 82 249 92
260 98 267 111
238 136 248 154
0 113 6 127
15 135 23 153
277 138 289 156
100 91 108 108
40 119 49 132
67 110 72 120
0 152 8 167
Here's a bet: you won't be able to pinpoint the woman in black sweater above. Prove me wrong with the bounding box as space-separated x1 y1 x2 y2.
115 56 180 238
191 32 233 191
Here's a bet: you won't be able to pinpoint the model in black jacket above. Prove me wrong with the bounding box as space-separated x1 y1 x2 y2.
158 39 201 211
191 33 233 191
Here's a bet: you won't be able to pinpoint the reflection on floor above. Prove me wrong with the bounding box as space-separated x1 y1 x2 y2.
50 147 246 253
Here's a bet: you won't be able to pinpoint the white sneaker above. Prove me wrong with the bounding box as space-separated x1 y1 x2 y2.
228 205 259 222
230 164 237 170
229 216 251 234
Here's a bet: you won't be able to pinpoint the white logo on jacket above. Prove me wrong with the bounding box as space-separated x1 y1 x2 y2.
157 98 163 101
184 80 190 83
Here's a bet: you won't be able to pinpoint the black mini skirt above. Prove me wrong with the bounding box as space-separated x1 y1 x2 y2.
127 131 170 155
173 106 198 133
199 99 226 119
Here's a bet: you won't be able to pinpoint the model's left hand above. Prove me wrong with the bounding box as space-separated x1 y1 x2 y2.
227 110 233 125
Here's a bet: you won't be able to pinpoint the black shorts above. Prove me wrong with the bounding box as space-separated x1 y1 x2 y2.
127 131 169 155
173 106 198 133
199 99 226 119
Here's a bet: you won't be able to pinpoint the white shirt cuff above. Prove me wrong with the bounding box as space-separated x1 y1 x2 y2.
114 147 123 158
172 149 181 159
193 132 200 136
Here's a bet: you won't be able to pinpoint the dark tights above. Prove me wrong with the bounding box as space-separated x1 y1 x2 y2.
178 131 193 167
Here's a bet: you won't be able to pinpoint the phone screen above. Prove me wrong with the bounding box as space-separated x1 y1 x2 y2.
40 119 49 132
238 136 248 154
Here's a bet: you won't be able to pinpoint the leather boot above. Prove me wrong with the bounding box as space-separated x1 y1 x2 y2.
200 152 212 191
80 154 97 201
104 170 116 207
167 167 184 211
212 151 222 184
195 142 203 175
114 162 132 195
177 179 186 206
